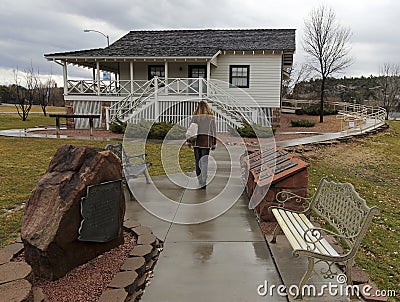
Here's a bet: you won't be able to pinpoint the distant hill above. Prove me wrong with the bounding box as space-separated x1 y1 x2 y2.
288 75 392 104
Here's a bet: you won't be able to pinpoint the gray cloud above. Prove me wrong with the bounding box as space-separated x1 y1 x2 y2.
0 0 399 85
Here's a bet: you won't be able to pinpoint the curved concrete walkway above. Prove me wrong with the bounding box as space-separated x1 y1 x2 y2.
0 127 118 141
125 144 354 301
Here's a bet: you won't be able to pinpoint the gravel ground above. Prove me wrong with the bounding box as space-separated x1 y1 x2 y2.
32 231 136 302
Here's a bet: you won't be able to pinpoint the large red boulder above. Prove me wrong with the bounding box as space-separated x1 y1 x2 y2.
21 144 125 280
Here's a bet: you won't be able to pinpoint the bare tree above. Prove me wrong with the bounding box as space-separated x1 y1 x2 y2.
12 68 35 121
376 63 400 119
289 63 313 99
37 76 56 116
303 6 352 122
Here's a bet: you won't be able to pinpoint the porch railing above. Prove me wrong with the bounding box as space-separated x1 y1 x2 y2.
107 77 254 127
66 79 154 96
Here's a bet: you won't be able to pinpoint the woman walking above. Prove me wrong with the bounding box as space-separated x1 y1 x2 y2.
187 101 217 189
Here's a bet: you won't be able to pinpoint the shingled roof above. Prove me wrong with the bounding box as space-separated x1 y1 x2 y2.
45 29 295 58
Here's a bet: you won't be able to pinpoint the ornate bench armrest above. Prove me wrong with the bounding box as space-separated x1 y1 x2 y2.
126 153 148 161
303 227 358 253
275 191 311 206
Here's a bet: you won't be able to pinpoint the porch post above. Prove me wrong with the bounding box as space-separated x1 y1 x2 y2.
96 61 100 95
63 61 68 95
130 61 134 94
199 77 203 98
206 61 211 97
154 76 159 121
252 109 258 123
164 61 168 94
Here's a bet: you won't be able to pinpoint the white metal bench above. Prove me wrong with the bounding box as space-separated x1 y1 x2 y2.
105 143 152 196
269 177 380 299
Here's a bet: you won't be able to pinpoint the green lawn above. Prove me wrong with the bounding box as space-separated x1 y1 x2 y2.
0 104 65 113
305 121 400 300
0 105 66 130
0 111 194 247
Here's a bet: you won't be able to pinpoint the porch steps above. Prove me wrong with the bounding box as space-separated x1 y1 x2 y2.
108 78 252 130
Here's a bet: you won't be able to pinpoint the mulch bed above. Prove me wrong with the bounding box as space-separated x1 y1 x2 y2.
16 231 136 302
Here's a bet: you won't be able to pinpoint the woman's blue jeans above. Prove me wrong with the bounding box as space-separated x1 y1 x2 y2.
193 147 210 187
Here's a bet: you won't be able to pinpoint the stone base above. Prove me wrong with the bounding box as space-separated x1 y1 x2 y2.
251 168 309 222
65 100 74 129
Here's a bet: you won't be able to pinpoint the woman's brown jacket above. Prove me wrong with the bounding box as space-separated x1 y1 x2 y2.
188 115 216 148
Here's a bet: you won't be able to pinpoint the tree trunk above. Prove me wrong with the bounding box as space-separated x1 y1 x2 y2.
320 77 326 123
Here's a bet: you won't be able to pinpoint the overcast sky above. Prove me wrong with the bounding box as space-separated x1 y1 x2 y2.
0 0 399 86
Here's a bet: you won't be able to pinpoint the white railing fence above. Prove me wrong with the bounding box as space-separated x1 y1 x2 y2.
335 102 386 132
107 77 256 130
281 99 386 133
67 79 152 96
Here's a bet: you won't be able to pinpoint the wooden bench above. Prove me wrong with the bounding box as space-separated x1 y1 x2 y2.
269 177 380 299
105 143 152 197
49 114 100 136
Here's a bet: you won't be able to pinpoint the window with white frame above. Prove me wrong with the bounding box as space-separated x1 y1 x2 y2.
229 65 250 88
148 65 165 80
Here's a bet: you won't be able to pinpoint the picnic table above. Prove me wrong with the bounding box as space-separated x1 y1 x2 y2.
49 114 100 136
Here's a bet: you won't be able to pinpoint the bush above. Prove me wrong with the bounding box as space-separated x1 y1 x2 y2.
116 119 186 140
290 119 316 127
302 106 338 116
109 118 127 134
165 123 187 140
233 121 274 138
147 121 186 140
125 119 152 138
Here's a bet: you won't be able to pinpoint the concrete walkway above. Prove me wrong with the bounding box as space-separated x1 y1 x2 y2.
276 118 385 148
124 143 354 301
124 144 287 301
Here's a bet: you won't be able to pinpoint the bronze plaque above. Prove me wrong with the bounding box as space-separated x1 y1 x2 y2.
78 180 121 242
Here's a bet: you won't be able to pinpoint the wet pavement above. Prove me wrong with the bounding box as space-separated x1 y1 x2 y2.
124 145 287 301
124 144 357 301
0 127 119 141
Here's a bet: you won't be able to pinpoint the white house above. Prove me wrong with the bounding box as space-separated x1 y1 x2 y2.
44 29 295 131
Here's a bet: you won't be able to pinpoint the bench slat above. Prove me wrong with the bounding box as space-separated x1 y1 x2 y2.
287 211 339 257
295 212 340 257
272 209 305 251
279 210 318 252
272 208 339 257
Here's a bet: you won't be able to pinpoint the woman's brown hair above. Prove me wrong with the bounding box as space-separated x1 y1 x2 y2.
193 100 213 116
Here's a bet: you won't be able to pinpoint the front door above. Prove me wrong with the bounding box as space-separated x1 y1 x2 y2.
188 65 206 94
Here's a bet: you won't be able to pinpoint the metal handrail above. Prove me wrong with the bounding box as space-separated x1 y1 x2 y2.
336 103 386 132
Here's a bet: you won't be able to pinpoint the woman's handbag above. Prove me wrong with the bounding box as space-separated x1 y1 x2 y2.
185 122 198 142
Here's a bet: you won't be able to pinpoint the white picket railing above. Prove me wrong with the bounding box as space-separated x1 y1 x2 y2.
336 103 386 132
66 79 153 96
107 77 255 128
69 77 275 131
